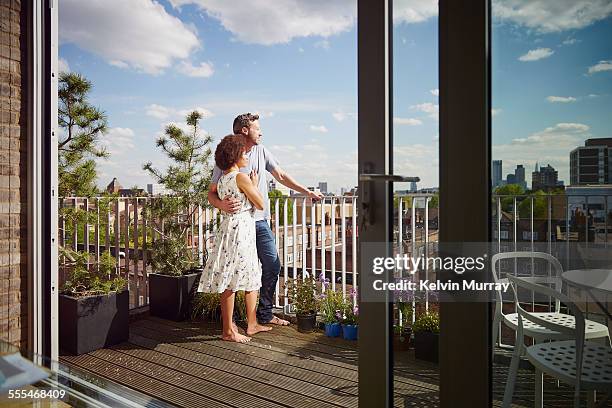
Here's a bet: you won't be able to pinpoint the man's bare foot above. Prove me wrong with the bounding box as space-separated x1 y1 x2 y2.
246 324 273 336
266 316 290 326
222 331 251 343
232 321 239 332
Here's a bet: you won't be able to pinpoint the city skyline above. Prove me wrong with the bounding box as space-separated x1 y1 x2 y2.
58 1 612 194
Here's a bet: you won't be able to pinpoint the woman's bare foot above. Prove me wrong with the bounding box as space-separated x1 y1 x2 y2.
246 323 273 336
222 331 251 343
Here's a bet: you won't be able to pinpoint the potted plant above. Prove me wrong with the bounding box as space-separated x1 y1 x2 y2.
286 275 318 332
59 249 128 355
413 311 440 363
393 300 413 351
340 301 359 340
143 110 213 321
319 278 343 337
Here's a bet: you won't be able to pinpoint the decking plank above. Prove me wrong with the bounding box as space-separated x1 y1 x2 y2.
87 348 287 408
61 354 229 408
58 316 596 408
135 318 442 399
121 334 356 408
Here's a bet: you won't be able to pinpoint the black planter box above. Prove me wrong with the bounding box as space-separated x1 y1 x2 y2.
414 331 439 363
149 272 202 321
59 289 129 355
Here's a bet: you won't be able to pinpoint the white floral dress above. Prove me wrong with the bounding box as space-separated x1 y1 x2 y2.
198 171 262 293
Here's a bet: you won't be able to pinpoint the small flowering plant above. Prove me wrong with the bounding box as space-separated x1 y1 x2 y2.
342 303 359 325
319 293 344 324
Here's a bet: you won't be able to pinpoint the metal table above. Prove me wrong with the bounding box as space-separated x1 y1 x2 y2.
562 269 612 321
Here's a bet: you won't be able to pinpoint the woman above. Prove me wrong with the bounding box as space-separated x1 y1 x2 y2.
198 135 272 343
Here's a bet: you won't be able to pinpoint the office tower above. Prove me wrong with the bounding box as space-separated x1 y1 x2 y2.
532 164 558 191
492 160 502 187
570 138 612 185
514 165 526 190
318 182 328 194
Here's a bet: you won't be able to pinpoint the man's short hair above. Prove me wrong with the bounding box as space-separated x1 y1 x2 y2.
232 113 259 134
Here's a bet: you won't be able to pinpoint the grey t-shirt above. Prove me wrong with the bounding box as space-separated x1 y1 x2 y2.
211 144 279 221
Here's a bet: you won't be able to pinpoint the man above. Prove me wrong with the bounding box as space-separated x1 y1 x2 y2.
208 113 323 326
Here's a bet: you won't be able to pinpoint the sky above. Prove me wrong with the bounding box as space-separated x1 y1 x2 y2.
58 0 612 194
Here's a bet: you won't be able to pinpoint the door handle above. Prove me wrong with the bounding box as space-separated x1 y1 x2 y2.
359 174 420 182
359 173 420 227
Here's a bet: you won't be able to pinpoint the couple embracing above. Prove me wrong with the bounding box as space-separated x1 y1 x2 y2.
198 113 323 343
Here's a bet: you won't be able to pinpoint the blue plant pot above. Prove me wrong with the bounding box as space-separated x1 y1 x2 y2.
342 324 358 340
324 322 342 337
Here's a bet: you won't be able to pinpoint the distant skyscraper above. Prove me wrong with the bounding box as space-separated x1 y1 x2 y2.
410 181 417 192
570 138 612 185
492 160 502 187
506 173 516 185
532 164 558 191
318 182 328 194
514 165 526 190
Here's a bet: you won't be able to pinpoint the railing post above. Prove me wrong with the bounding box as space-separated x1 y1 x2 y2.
302 197 308 282
283 197 288 308
341 196 347 297
198 204 204 266
330 197 336 291
351 196 357 303
292 197 297 283
83 198 90 268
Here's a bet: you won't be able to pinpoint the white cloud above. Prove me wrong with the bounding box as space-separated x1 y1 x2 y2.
430 89 439 97
309 125 329 133
101 127 136 156
588 60 612 75
492 108 502 117
332 112 347 122
170 0 437 46
177 106 215 118
58 58 70 73
493 0 612 33
562 37 579 46
546 96 577 103
268 143 358 193
170 0 356 45
146 104 214 121
60 0 199 74
177 61 214 77
493 122 590 184
393 117 423 126
518 48 554 62
393 0 438 24
146 104 173 120
314 39 331 50
411 102 439 120
393 143 439 187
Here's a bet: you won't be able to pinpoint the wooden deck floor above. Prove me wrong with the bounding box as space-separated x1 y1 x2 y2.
59 316 604 408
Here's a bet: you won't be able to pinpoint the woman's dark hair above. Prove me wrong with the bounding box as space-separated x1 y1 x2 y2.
215 134 246 170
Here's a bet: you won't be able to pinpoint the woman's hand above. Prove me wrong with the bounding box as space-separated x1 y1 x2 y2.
250 170 259 186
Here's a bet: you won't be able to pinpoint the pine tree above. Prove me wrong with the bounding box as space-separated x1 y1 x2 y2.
143 111 213 275
58 72 108 196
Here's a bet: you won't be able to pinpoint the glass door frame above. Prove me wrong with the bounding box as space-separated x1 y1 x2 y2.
357 0 492 406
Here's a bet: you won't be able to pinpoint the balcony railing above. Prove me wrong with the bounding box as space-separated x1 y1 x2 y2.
58 192 610 311
58 193 439 310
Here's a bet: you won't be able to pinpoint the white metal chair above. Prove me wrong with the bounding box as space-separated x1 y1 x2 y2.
492 252 610 348
503 274 612 408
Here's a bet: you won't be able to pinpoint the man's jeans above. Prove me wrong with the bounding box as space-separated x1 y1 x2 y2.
255 220 281 323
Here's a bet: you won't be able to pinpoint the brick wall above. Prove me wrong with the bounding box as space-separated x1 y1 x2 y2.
0 0 27 349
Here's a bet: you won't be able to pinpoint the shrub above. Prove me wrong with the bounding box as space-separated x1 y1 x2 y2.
286 274 318 315
412 312 440 334
60 249 126 297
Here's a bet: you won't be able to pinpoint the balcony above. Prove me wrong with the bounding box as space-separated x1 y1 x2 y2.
55 192 612 407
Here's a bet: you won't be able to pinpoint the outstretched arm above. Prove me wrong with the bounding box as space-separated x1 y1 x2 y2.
236 173 265 210
271 167 323 200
